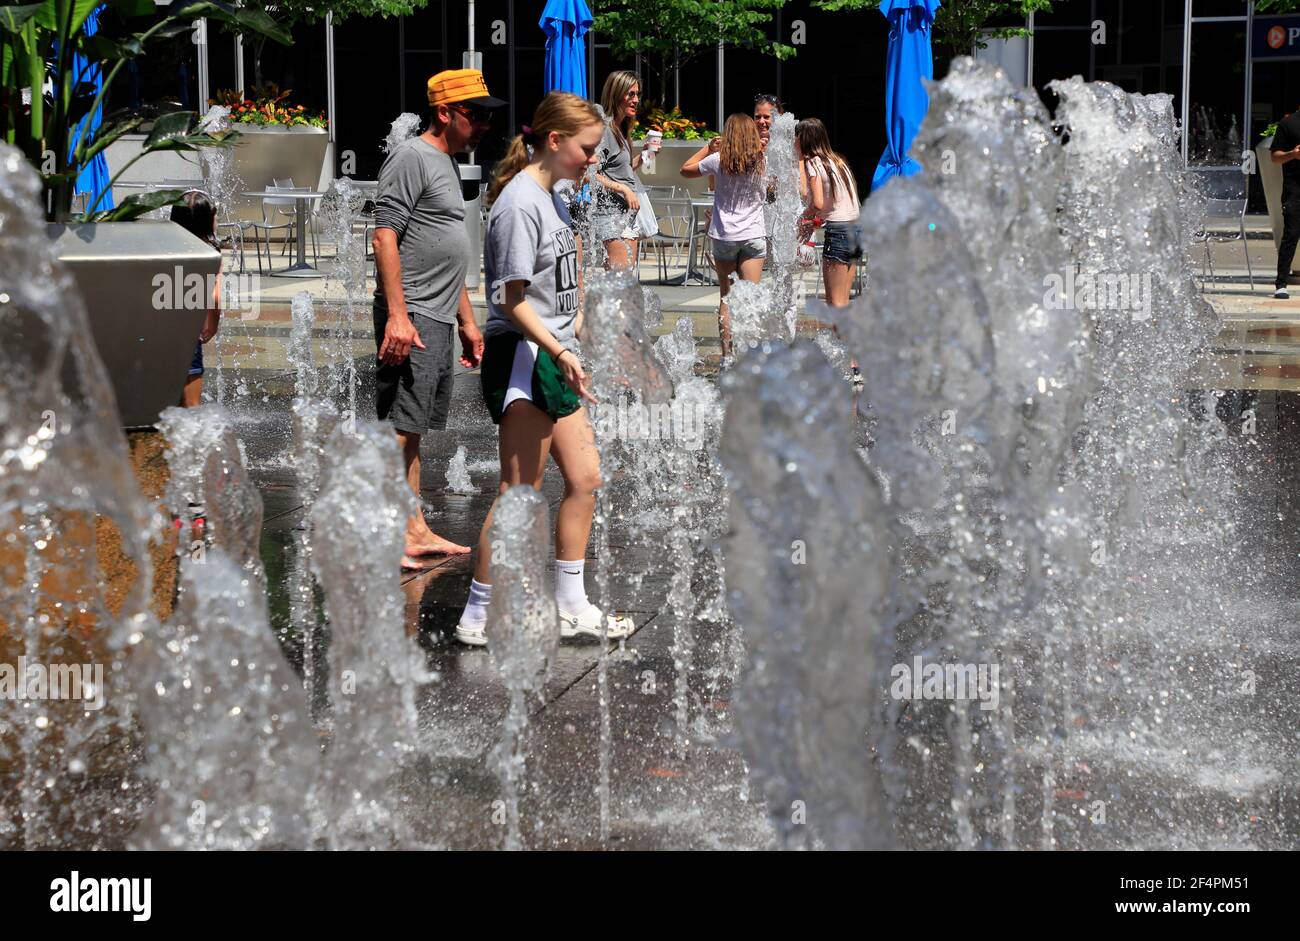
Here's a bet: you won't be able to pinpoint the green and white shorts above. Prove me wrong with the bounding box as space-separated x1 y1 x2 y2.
480 331 581 425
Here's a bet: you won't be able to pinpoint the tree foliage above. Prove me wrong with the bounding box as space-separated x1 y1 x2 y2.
811 0 1055 58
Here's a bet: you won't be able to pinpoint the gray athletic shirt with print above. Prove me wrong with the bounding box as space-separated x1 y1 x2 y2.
483 172 581 355
372 136 468 325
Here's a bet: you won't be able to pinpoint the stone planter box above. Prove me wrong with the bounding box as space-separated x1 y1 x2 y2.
228 125 330 229
1258 137 1283 250
49 220 221 428
636 137 716 197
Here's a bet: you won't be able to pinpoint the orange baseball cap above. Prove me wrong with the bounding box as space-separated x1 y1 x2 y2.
427 69 506 109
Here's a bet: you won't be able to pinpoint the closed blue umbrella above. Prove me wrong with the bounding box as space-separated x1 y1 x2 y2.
70 5 114 213
871 0 940 193
540 0 594 97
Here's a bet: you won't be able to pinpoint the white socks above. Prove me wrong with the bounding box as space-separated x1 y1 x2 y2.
461 562 589 629
460 578 493 627
555 558 589 613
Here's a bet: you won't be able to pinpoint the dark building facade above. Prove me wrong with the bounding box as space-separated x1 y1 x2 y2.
138 1 1288 207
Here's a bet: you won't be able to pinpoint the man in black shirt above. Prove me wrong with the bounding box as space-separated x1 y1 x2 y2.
1270 111 1300 298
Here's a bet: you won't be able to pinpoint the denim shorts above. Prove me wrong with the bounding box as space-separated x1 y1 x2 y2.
189 341 204 377
711 236 767 262
822 221 863 264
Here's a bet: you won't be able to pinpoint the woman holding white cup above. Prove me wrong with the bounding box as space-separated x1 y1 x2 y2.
592 70 661 270
642 128 663 173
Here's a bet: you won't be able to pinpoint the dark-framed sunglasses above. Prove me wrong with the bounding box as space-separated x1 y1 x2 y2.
449 103 494 124
754 94 781 107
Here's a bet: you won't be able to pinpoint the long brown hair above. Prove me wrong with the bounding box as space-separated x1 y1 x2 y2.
170 190 219 249
599 69 640 151
796 117 856 205
487 91 603 205
719 113 763 177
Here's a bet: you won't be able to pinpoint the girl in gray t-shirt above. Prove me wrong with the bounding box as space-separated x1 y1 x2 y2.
455 91 636 648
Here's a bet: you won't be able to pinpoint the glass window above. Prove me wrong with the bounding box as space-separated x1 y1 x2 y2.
1188 20 1247 164
1192 0 1249 19
1037 1 1099 29
102 9 201 118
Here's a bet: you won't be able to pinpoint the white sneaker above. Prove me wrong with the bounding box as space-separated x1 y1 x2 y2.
558 604 635 641
1275 286 1290 299
454 618 488 647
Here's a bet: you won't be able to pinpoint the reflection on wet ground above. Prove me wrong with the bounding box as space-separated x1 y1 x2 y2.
238 370 771 849
224 355 1300 850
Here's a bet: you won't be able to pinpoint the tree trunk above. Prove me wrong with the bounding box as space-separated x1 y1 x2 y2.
673 47 680 110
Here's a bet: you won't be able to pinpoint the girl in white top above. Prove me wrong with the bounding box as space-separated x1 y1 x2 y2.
681 114 768 361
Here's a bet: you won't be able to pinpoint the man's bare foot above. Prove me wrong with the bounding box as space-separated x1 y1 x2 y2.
405 534 472 556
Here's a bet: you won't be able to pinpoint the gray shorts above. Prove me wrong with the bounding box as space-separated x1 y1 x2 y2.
711 236 766 262
373 305 454 434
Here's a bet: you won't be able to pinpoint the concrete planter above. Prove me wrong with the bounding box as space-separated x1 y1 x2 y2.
636 137 716 197
229 125 330 227
1258 137 1283 250
49 221 221 428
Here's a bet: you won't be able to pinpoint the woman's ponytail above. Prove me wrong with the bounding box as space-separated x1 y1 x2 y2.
486 93 602 206
487 134 532 206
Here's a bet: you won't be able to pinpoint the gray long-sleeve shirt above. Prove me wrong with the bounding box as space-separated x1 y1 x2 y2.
372 136 469 324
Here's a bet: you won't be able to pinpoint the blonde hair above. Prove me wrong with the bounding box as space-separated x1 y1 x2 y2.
599 70 641 151
487 91 603 205
719 113 764 177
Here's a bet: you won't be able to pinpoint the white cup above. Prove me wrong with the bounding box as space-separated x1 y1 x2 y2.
642 130 663 173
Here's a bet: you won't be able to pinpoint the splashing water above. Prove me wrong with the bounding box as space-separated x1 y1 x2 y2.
444 445 477 494
723 58 1271 850
718 113 802 363
583 269 675 405
581 269 678 840
485 487 560 850
198 105 242 227
763 111 804 318
156 405 264 595
316 177 369 415
4 53 1288 853
310 422 428 849
134 405 317 849
383 113 422 154
720 341 895 849
0 143 155 849
287 292 335 697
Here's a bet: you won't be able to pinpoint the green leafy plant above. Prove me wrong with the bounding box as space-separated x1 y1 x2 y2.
812 0 1056 59
594 1 796 108
1 0 291 221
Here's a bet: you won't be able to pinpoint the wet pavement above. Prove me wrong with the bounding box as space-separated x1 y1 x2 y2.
213 340 1300 852
232 366 774 850
202 250 1300 850
226 365 1300 850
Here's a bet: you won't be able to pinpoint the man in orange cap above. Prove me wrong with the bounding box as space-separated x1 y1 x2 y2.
372 69 506 570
